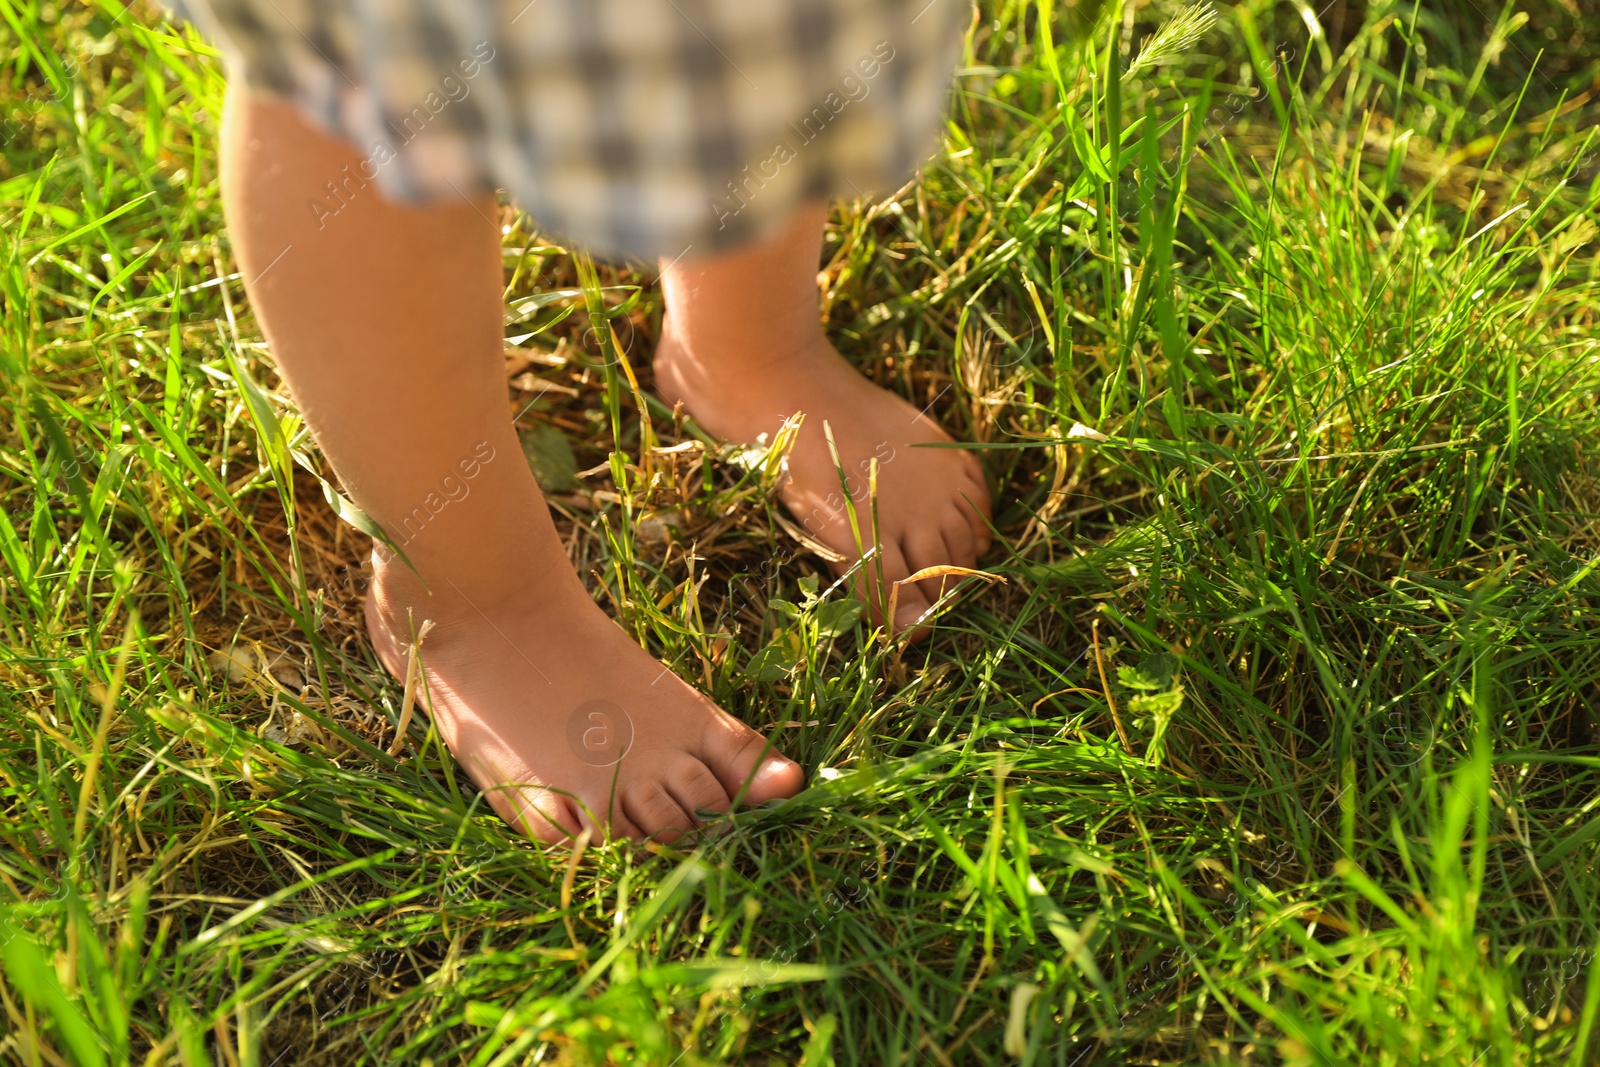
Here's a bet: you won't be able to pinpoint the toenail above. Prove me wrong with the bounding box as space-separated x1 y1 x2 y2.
752 757 795 785
565 699 634 767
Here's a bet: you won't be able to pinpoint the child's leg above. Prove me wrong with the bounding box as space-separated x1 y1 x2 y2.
221 90 802 842
655 205 993 635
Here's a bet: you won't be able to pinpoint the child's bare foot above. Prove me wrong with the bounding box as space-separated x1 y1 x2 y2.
366 558 803 844
222 92 800 844
656 203 991 635
656 329 992 633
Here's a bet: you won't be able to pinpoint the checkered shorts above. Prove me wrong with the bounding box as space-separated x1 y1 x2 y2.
168 0 967 260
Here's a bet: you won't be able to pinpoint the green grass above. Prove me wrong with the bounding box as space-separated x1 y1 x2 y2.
3 0 1600 1063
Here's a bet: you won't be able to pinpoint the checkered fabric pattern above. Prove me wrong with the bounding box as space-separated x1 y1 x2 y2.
168 0 967 260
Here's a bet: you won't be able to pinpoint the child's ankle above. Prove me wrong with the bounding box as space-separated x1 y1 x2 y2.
654 316 829 408
367 550 586 640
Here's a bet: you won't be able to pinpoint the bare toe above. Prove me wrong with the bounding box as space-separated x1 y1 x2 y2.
958 480 994 556
576 798 642 844
498 786 583 845
669 757 733 824
703 720 804 806
624 780 697 843
895 599 935 638
847 539 918 630
940 510 978 569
